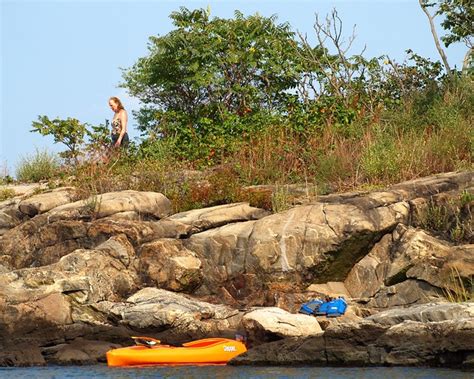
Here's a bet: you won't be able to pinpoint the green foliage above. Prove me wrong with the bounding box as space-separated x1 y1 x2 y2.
16 149 60 183
460 189 474 206
80 194 103 221
86 122 111 154
32 116 88 163
119 7 471 165
28 8 472 221
434 0 473 48
0 175 14 185
422 0 473 72
31 116 124 168
360 127 400 181
122 7 303 160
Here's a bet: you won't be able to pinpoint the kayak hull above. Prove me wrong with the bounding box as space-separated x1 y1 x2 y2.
106 338 247 367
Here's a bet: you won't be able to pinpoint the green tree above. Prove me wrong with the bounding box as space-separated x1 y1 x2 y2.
420 0 473 73
436 1 473 46
121 7 303 159
31 116 88 164
437 0 473 71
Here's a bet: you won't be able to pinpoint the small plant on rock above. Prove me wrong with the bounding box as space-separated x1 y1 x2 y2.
0 188 16 201
443 266 473 303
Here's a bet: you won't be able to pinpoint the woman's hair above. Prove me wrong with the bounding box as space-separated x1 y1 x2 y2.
109 96 125 110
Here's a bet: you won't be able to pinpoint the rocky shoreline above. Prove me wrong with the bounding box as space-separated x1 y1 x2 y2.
0 171 472 367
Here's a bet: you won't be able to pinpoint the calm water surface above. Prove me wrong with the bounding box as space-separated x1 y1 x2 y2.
0 365 472 379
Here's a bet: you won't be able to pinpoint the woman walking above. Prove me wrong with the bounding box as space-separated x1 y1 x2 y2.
108 96 129 148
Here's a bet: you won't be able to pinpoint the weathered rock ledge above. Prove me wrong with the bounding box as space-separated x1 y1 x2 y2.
0 171 472 366
231 302 474 368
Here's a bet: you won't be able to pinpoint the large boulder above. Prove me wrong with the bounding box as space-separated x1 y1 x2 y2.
365 280 444 308
165 202 269 236
378 319 474 367
0 199 268 271
41 338 120 365
105 287 242 344
0 216 166 270
0 343 45 366
242 307 322 345
344 233 392 299
0 216 90 269
0 198 25 237
232 321 387 366
49 190 172 221
388 171 473 199
386 227 474 291
0 183 45 198
18 187 77 217
0 172 473 367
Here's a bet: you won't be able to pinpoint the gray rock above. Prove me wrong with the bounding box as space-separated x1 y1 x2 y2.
345 224 473 308
139 239 202 292
108 288 242 343
366 279 444 308
165 202 269 236
242 307 323 344
0 198 25 236
18 187 77 216
232 317 474 368
50 190 172 220
367 302 474 325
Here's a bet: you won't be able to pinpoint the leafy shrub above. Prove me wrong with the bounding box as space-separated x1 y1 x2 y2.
0 175 14 185
16 149 60 183
360 127 400 182
31 116 88 164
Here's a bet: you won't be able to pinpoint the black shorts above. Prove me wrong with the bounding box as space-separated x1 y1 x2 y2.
111 133 129 148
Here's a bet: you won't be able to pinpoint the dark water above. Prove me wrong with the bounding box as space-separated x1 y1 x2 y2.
0 365 471 379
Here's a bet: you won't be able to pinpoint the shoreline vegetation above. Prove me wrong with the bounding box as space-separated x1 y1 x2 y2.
1 6 473 216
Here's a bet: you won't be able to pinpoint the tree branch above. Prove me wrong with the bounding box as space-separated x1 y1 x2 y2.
418 0 453 78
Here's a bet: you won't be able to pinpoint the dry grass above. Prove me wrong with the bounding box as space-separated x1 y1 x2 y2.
443 266 473 303
41 78 472 214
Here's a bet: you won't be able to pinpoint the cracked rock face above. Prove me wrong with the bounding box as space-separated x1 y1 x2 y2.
186 200 409 303
345 224 474 307
138 239 203 292
0 235 139 337
0 171 472 366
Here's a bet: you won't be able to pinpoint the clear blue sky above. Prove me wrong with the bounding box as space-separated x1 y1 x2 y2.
0 0 467 177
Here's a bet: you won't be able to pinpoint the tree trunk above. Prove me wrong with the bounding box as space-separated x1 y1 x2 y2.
419 0 453 79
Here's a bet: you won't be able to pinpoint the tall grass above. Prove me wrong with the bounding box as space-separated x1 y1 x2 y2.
16 149 60 183
0 188 16 201
443 266 473 303
39 76 472 213
229 77 473 192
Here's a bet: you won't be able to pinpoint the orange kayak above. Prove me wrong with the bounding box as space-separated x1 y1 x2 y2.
106 337 247 366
